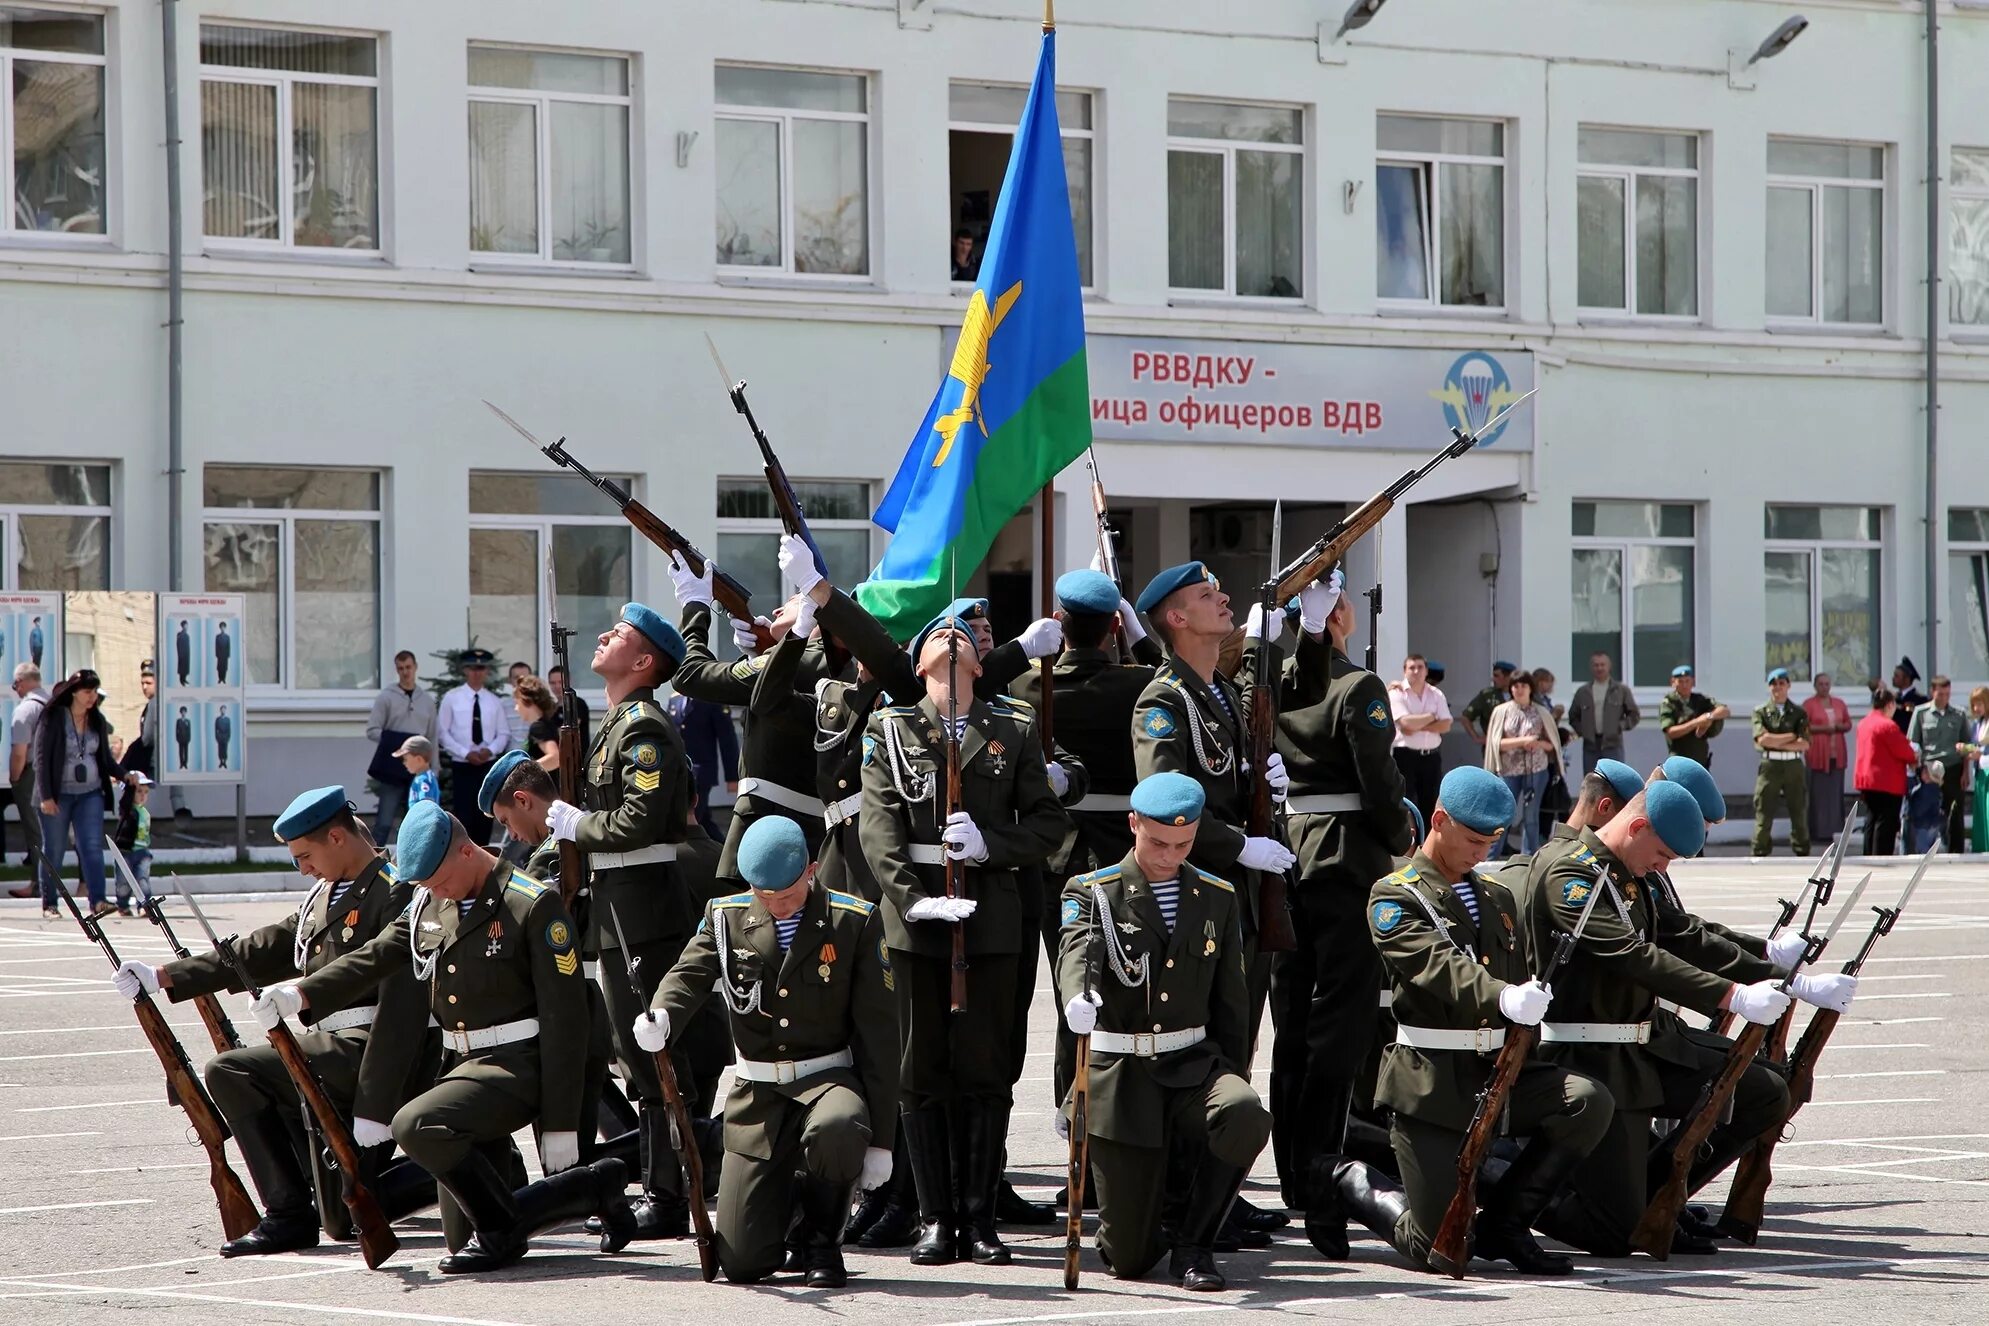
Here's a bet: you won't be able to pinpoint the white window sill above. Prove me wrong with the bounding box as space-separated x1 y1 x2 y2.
1167 294 1308 311
201 244 391 269
1763 320 1894 338
1575 311 1704 329
717 271 879 294
0 232 116 253
1376 301 1509 319
470 260 641 279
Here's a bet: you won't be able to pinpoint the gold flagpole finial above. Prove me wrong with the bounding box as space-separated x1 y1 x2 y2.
1044 1 1054 32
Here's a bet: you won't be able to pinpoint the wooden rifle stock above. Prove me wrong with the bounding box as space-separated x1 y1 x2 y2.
1244 584 1297 953
1064 1033 1090 1289
1427 1024 1539 1277
1717 1007 1836 1244
945 676 969 1014
128 889 243 1054
547 617 587 906
1630 1019 1769 1259
651 1042 719 1281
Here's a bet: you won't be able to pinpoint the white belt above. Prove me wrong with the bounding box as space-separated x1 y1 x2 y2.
1539 1020 1652 1045
583 961 601 981
824 793 864 827
738 777 826 817
1071 793 1132 813
1378 989 1394 1009
1394 1024 1506 1052
733 1048 853 1084
1654 998 1680 1015
1090 1026 1206 1057
592 843 678 870
1287 793 1363 814
907 844 948 866
440 1017 540 1055
1763 751 1802 762
311 1005 377 1033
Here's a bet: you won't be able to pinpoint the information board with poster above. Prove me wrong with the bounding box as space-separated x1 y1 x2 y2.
157 593 246 784
60 592 155 775
0 591 61 739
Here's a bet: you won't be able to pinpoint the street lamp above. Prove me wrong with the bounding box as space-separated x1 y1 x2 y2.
1746 15 1809 65
1334 0 1388 42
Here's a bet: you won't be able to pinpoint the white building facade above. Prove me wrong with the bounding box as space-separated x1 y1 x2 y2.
4 0 1988 812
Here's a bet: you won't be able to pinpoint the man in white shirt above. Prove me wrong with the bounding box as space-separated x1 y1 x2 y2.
1388 654 1451 831
437 647 509 845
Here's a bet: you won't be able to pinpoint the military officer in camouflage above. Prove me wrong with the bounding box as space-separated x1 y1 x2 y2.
1059 772 1271 1291
1331 767 1612 1275
1657 665 1729 769
635 817 898 1286
110 785 433 1256
1751 668 1812 855
258 800 636 1273
1457 661 1514 747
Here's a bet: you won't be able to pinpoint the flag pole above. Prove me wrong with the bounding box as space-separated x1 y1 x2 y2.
1044 1 1054 32
1037 0 1057 741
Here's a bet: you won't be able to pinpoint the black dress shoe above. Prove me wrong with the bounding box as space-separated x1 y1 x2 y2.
1677 1206 1723 1243
910 1220 958 1265
1234 1196 1290 1233
438 1232 528 1274
995 1179 1056 1225
1171 1246 1227 1291
1305 1212 1350 1260
628 1194 689 1239
1471 1211 1573 1275
857 1200 920 1248
219 1213 320 1259
782 1243 806 1273
1668 1223 1720 1256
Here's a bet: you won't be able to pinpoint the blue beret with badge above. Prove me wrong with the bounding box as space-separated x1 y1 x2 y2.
477 750 531 817
908 598 988 660
737 816 810 892
1767 666 1791 683
1130 771 1205 826
620 601 685 666
1671 664 1694 679
272 785 353 843
1436 766 1516 836
395 799 455 884
1644 780 1706 855
1660 755 1727 823
1055 569 1121 616
1135 561 1217 616
1593 758 1645 804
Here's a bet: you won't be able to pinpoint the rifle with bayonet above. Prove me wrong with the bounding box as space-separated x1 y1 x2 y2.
484 400 769 648
1429 861 1604 1277
106 840 243 1055
1718 847 1933 1243
1085 444 1122 591
1631 869 1871 1259
1711 817 1853 1036
544 541 587 907
945 609 970 1012
705 335 831 585
170 878 400 1268
54 871 260 1241
1243 501 1298 954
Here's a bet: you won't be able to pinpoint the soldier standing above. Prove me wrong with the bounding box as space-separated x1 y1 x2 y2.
635 817 899 1286
1058 771 1272 1290
1658 665 1729 769
1457 661 1515 746
1751 668 1812 856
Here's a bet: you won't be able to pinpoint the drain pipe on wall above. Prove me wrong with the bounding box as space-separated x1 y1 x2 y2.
162 0 185 593
1924 0 1940 671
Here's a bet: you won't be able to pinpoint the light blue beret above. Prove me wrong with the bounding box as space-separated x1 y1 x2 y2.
1661 756 1727 823
395 799 455 884
1671 664 1694 679
478 750 531 817
1493 660 1517 673
1055 570 1120 616
1437 766 1516 836
738 816 810 891
1767 667 1791 683
908 598 988 660
1130 771 1205 826
1135 562 1216 616
1593 758 1645 804
1401 797 1426 842
621 601 685 666
1644 780 1706 855
272 785 352 842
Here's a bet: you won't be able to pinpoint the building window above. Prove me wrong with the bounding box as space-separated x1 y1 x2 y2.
714 65 869 276
0 461 110 590
1576 128 1697 318
467 46 632 266
1570 501 1695 689
1951 148 1989 327
1949 508 1989 684
1765 139 1883 325
468 471 633 673
1166 98 1303 299
1764 504 1881 684
2 8 107 239
714 479 871 657
199 25 380 252
948 82 1093 287
202 466 380 690
1376 115 1504 309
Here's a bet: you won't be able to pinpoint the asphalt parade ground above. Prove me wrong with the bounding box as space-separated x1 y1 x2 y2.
1 858 1984 1325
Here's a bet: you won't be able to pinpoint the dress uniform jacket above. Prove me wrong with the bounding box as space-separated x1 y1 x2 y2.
1280 642 1416 887
1011 641 1161 873
576 686 691 953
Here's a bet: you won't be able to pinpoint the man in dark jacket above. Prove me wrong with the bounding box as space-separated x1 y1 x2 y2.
670 694 739 839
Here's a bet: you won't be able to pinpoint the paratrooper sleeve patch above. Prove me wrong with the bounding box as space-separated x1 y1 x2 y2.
1142 708 1177 739
1061 897 1082 928
632 742 660 769
1367 698 1391 729
1371 899 1404 934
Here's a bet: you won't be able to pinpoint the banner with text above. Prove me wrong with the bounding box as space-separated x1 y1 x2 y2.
158 593 246 785
1087 337 1535 452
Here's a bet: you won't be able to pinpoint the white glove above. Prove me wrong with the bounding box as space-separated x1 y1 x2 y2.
1054 1110 1071 1141
1237 836 1296 873
905 896 978 923
668 551 714 610
1117 598 1148 647
1299 570 1345 636
539 1131 580 1175
112 960 159 1000
732 615 767 655
1046 761 1070 798
942 810 989 863
1243 602 1282 645
858 1146 894 1192
251 983 302 1031
1766 930 1809 973
778 533 824 598
1016 617 1064 660
1064 991 1102 1036
1790 971 1858 1014
1728 979 1794 1026
1265 752 1290 804
791 595 818 640
352 1117 394 1149
632 1010 671 1053
1497 979 1552 1027
546 798 584 843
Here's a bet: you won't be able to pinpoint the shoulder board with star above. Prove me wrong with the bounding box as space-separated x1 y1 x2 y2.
627 700 668 728
1570 845 1598 867
505 872 549 901
882 703 921 718
828 892 876 916
993 694 1033 713
1185 864 1235 894
711 893 753 910
1070 864 1123 888
1381 863 1422 889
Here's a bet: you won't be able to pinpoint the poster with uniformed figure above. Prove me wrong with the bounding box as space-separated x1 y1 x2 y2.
0 592 61 745
158 594 246 784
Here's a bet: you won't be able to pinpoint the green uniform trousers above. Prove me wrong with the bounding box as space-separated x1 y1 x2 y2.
893 948 1018 1108
1388 1061 1613 1268
1090 1069 1271 1280
205 1030 369 1240
1753 758 1809 855
715 1083 871 1283
392 1055 542 1251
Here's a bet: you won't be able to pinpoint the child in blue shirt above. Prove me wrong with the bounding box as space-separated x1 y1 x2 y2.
395 735 442 822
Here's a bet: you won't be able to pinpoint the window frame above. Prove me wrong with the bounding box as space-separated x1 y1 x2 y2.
946 81 1096 293
714 477 874 658
1947 508 1989 688
1950 146 1989 331
1574 126 1701 323
467 474 636 674
196 22 384 259
0 459 113 590
1764 137 1888 330
1762 504 1884 684
713 63 875 281
1375 113 1507 314
466 42 636 273
1568 500 1698 696
0 10 111 248
200 466 383 695
1164 96 1306 304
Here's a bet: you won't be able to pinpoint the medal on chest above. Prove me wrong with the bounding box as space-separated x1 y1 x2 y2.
485 919 503 958
341 908 359 943
985 739 1006 776
819 941 837 982
1203 918 1217 957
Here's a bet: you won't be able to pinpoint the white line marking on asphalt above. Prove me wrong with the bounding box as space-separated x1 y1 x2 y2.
1844 992 1951 1001
18 1097 164 1112
0 1197 146 1214
1816 1043 1929 1050
1843 1016 1943 1026
71 1161 206 1174
1773 1165 1989 1189
1847 974 1941 982
1861 953 1989 963
1802 1097 1938 1107
0 1022 203 1036
0 1047 148 1062
1780 1133 1989 1146
1 1252 321 1280
1817 1070 1945 1080
0 1130 101 1143
0 955 108 965
0 1277 533 1324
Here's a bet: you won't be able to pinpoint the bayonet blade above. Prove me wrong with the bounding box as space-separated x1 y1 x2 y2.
1818 871 1873 948
1893 845 1938 915
1568 862 1609 945
543 530 561 635
1270 500 1284 578
484 400 550 453
606 899 635 972
1467 387 1538 444
703 333 740 393
168 873 227 954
